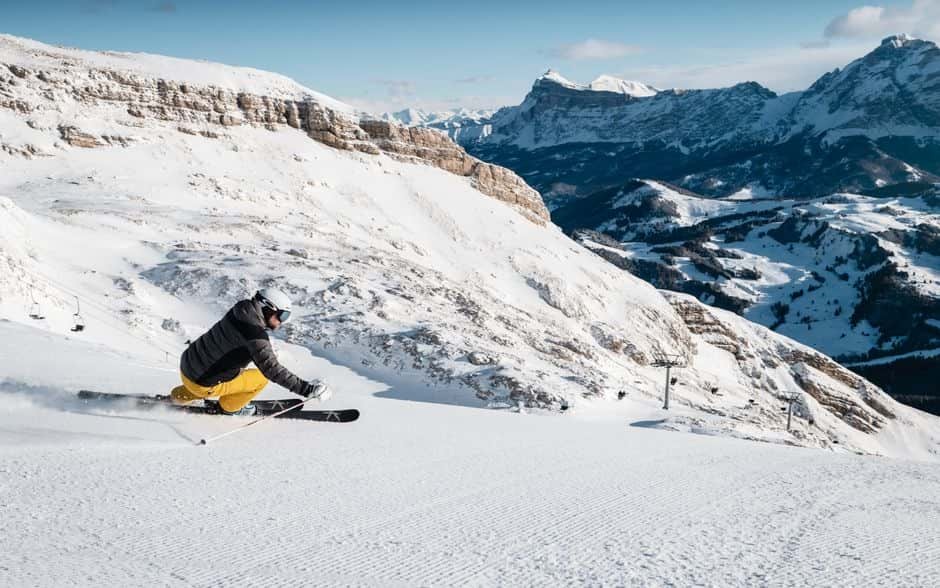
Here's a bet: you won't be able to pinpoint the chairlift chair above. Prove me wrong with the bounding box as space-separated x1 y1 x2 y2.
71 296 85 332
27 286 45 320
28 300 45 320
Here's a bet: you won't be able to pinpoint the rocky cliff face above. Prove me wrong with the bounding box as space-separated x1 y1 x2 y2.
665 293 896 437
0 35 548 224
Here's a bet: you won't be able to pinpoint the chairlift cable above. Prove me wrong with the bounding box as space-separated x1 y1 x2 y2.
22 270 182 361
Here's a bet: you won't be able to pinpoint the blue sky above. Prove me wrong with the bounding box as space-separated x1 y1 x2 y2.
2 0 936 113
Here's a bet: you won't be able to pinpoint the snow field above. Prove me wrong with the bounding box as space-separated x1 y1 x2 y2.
2 323 940 586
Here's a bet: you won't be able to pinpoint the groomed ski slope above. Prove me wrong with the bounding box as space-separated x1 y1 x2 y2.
3 321 940 587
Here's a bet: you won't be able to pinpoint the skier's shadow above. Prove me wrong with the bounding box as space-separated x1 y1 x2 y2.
372 383 486 408
630 418 669 428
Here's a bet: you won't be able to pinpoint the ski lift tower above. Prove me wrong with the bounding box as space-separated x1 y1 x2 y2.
783 392 800 431
652 351 687 410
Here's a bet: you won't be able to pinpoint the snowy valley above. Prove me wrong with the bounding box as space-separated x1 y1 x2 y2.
2 32 940 586
554 179 940 411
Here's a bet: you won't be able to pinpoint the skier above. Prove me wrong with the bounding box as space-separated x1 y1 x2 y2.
170 288 328 415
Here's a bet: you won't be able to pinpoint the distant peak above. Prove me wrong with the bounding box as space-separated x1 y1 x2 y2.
534 71 658 97
727 80 777 98
537 69 578 88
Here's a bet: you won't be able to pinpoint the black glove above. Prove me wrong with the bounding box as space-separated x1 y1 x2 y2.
298 380 329 399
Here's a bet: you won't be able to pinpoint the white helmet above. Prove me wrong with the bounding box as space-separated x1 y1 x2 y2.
255 288 292 323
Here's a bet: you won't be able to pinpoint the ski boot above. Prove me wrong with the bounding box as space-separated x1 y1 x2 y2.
204 399 257 417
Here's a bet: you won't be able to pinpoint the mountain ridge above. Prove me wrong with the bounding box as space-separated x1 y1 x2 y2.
428 35 940 204
0 33 548 224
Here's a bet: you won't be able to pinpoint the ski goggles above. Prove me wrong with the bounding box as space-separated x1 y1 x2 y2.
258 296 291 323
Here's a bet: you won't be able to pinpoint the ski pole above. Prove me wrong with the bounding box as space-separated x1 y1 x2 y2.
197 395 321 446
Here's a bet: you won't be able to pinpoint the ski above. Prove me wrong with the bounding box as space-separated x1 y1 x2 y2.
76 390 359 423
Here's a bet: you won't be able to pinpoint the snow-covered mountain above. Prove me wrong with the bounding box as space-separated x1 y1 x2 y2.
2 33 939 457
554 179 940 412
380 72 658 156
440 35 940 205
784 35 940 142
376 107 498 145
518 70 660 98
378 107 496 128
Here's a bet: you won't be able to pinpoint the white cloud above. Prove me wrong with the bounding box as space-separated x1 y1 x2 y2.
824 0 940 41
548 39 642 61
825 6 889 38
614 42 877 92
372 79 417 99
455 75 495 84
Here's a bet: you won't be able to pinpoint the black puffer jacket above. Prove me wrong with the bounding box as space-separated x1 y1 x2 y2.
180 299 305 393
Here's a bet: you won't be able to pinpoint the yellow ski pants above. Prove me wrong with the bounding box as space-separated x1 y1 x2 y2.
171 369 268 412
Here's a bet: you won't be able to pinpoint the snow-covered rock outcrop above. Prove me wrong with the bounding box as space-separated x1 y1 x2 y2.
1 34 938 458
